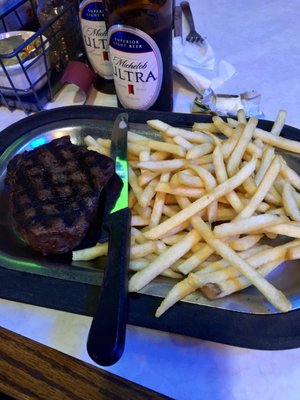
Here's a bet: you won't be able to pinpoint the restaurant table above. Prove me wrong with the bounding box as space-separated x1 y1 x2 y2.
1 1 300 399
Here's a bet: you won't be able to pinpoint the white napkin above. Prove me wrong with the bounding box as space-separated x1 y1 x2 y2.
173 36 236 94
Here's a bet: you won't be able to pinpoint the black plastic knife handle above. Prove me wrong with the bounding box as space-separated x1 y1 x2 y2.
87 207 131 366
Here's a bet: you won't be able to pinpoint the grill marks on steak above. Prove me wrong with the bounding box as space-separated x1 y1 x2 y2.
5 136 115 255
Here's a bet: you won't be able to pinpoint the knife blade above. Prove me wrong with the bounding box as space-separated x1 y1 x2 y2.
87 113 131 366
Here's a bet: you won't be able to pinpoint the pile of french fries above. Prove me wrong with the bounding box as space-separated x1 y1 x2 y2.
73 109 300 317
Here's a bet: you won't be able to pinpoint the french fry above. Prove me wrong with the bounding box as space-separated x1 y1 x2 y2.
149 172 170 228
139 139 186 158
161 233 186 245
198 244 271 275
72 243 108 261
192 122 219 133
254 127 300 153
129 259 149 271
96 137 111 148
270 109 287 136
226 117 258 176
128 165 144 205
130 241 157 259
139 178 159 208
200 259 284 300
136 159 186 172
144 158 256 240
237 109 247 124
176 196 291 312
87 145 110 157
155 275 199 317
255 146 275 185
177 244 215 275
155 182 206 198
186 143 214 160
128 229 201 292
177 171 204 188
228 234 263 251
213 145 244 212
131 215 150 226
279 156 300 190
138 171 160 186
150 151 169 161
234 156 281 220
128 130 150 142
286 245 300 260
282 182 300 222
128 142 148 156
173 135 194 149
84 135 98 147
165 126 213 144
139 148 150 163
146 119 170 132
214 214 284 238
132 203 152 219
262 222 300 239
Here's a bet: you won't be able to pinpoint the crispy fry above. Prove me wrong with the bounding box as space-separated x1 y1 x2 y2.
155 275 199 317
128 229 201 292
270 109 287 136
176 196 291 312
254 127 300 153
192 122 219 133
144 158 256 240
173 135 194 149
234 156 281 220
200 259 284 300
255 146 275 185
165 126 213 144
282 182 300 222
138 171 160 186
228 234 263 251
149 172 170 228
186 143 214 160
177 244 214 275
137 159 186 172
226 117 258 176
279 156 300 190
214 214 284 238
140 178 159 208
72 243 108 261
155 182 206 198
286 245 300 260
177 171 204 188
130 241 157 259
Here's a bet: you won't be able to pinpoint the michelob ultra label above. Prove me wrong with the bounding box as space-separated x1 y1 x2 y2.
80 0 113 79
108 25 163 109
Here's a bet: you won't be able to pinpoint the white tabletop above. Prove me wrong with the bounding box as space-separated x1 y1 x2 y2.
1 1 300 399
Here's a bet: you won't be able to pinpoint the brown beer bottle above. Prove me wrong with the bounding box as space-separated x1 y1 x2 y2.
79 0 115 94
104 0 173 111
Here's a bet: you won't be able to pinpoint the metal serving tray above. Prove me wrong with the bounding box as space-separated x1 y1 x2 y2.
1 105 300 350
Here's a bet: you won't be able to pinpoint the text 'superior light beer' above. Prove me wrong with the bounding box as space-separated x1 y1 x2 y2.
105 0 173 111
79 0 115 93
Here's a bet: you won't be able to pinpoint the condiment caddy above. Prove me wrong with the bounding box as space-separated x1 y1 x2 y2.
0 0 84 113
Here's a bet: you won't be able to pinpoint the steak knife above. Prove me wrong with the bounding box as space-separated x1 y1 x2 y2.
87 113 131 366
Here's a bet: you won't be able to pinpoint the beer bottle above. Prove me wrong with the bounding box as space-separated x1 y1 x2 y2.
105 0 173 111
79 0 115 94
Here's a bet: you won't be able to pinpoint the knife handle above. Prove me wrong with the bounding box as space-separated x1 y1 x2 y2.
87 207 131 366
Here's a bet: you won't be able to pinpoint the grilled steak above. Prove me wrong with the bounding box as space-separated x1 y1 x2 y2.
5 136 114 255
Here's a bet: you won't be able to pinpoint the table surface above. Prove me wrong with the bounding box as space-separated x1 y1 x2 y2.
1 1 300 399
